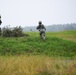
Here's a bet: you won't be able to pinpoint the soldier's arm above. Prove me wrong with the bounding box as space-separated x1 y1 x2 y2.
45 26 46 30
43 25 46 30
36 25 40 29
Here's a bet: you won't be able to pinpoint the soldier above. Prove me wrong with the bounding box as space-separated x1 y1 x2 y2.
0 15 2 35
0 15 2 25
36 21 46 40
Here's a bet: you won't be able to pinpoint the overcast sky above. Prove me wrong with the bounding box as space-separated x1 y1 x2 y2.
0 0 76 27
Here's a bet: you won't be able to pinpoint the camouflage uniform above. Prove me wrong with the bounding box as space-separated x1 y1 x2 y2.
36 21 46 39
0 15 2 35
0 16 2 25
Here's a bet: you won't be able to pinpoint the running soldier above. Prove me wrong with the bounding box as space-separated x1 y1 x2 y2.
36 21 46 40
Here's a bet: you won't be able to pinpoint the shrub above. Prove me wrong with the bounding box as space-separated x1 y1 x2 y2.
2 26 12 37
2 26 24 37
12 26 23 37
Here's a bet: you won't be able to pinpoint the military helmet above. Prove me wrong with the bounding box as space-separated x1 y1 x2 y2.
38 21 42 24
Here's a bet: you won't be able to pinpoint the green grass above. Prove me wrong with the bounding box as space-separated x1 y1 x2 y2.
0 30 76 58
0 30 76 75
47 30 76 42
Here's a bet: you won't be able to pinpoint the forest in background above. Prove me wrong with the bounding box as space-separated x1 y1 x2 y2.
23 23 76 32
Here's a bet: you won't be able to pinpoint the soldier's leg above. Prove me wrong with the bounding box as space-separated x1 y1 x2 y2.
40 32 43 39
42 32 46 40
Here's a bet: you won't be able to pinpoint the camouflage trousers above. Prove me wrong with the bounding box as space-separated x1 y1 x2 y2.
39 29 46 40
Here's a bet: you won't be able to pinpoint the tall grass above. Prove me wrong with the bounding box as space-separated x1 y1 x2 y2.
0 55 76 75
0 30 76 75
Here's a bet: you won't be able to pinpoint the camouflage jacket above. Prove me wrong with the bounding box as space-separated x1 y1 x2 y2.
36 24 46 31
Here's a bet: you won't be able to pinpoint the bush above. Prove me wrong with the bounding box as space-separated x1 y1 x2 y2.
12 26 23 37
2 26 24 37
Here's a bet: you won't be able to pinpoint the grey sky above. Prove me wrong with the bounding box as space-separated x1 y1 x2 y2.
0 0 76 27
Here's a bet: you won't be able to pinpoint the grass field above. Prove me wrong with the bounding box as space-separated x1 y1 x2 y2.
0 55 76 75
0 30 76 75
